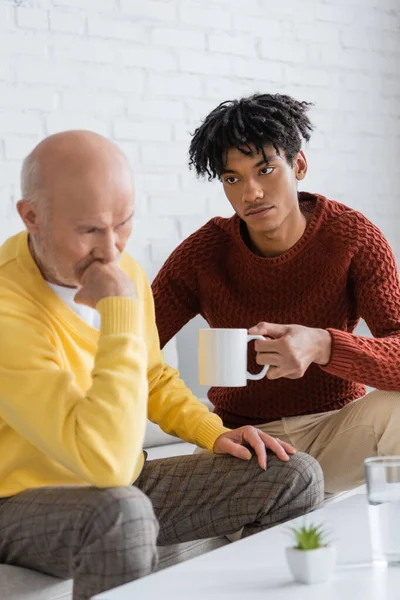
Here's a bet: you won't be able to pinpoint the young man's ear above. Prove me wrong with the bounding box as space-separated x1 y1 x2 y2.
17 200 40 234
294 151 308 181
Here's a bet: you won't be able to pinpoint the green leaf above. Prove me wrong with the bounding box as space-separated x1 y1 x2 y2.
285 520 328 550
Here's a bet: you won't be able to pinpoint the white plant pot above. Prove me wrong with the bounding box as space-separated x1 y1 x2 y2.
285 545 336 584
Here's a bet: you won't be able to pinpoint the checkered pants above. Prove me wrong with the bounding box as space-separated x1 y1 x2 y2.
0 451 323 600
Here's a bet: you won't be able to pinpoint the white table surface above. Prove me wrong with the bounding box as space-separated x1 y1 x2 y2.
94 492 400 600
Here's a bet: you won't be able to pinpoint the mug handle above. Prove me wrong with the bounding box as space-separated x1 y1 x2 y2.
246 334 269 380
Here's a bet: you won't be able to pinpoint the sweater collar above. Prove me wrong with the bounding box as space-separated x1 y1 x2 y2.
234 192 327 266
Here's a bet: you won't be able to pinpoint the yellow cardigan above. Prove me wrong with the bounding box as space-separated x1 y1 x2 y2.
0 232 229 497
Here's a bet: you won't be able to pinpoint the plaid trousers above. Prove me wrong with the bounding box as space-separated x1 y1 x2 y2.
0 451 323 600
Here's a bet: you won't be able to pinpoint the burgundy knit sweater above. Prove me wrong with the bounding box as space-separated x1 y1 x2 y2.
152 193 400 427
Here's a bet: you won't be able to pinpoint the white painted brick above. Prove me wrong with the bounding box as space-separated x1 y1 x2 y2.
53 36 115 64
205 77 260 100
285 66 330 88
178 216 207 239
0 31 48 57
114 119 172 141
16 7 49 31
149 194 207 216
128 99 185 121
119 45 176 71
341 72 381 93
0 4 15 30
62 91 125 116
134 171 180 195
88 15 147 43
206 193 235 218
150 234 182 265
208 32 256 57
173 122 191 142
231 14 281 37
179 3 232 30
315 4 357 24
0 161 21 190
179 50 231 76
49 10 85 35
45 112 109 137
16 56 81 87
214 0 259 12
82 64 144 94
142 142 187 166
0 83 56 111
266 1 316 22
183 98 222 122
294 22 341 45
148 73 202 98
151 27 205 50
341 29 384 52
259 40 308 64
133 215 177 241
319 46 398 75
4 136 39 161
0 111 43 135
0 60 12 82
116 141 140 168
381 77 400 97
54 0 116 10
359 9 400 31
124 238 151 271
119 0 175 21
232 57 283 81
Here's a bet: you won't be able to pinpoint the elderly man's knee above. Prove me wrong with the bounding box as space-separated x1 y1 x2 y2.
287 452 324 506
83 487 159 576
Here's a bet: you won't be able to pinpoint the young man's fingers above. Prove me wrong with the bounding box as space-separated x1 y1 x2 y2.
255 352 280 366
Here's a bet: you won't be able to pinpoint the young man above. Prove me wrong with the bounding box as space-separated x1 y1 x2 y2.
152 93 400 495
0 130 323 600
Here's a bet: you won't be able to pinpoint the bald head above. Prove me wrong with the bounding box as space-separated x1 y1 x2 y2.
21 130 131 211
18 130 135 287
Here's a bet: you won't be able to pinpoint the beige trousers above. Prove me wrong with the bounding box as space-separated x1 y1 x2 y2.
257 390 400 493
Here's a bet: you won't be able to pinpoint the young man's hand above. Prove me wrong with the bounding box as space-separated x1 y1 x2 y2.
213 426 296 470
248 322 332 380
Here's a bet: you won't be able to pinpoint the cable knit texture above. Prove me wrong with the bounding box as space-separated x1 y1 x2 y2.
152 193 400 427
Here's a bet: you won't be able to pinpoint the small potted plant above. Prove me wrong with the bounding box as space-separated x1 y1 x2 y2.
285 521 336 584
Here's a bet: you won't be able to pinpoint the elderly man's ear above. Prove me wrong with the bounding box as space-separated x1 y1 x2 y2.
17 200 40 234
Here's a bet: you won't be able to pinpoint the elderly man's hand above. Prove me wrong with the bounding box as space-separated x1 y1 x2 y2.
75 262 136 308
249 322 332 380
213 426 296 470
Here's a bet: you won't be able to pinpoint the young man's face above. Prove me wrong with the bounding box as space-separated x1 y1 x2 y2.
220 144 307 235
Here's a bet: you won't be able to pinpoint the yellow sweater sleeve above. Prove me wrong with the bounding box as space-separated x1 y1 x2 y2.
0 297 148 488
142 270 231 449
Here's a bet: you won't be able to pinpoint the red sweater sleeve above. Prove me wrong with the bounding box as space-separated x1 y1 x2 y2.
321 214 400 390
152 234 201 349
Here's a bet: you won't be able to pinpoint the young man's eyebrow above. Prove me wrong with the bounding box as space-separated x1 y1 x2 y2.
221 154 280 175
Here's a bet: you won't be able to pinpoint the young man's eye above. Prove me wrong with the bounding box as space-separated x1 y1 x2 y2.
224 176 238 184
260 167 274 175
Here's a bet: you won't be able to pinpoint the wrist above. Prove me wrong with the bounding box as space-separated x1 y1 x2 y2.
313 329 332 365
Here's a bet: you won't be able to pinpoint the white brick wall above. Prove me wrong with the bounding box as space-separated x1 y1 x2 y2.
0 0 399 277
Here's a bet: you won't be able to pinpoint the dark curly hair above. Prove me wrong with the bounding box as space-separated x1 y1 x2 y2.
189 93 314 180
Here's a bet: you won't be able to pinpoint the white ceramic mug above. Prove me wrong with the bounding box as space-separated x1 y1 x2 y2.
198 328 269 387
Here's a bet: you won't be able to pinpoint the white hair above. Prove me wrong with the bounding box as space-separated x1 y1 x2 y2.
20 151 45 209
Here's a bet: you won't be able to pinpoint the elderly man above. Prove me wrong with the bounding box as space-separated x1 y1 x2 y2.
0 131 323 600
